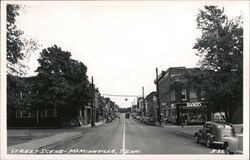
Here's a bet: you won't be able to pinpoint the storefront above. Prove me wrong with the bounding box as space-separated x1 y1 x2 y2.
165 104 177 124
181 107 207 124
166 102 207 125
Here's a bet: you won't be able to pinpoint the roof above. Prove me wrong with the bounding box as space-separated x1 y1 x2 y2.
206 121 233 126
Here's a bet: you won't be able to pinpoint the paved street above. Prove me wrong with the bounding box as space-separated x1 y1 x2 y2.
33 113 232 154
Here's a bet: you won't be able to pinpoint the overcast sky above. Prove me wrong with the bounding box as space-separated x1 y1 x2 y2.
12 1 246 108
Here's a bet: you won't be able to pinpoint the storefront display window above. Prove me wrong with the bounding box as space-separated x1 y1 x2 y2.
187 110 206 122
169 109 176 122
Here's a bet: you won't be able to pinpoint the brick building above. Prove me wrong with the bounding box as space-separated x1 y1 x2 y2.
156 67 207 125
145 91 157 124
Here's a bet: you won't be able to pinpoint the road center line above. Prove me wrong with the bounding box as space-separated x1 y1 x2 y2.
122 115 126 154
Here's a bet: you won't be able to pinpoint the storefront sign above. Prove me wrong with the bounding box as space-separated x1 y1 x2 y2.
187 102 202 107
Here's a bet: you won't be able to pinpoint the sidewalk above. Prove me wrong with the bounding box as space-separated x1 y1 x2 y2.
79 120 105 128
7 132 82 152
7 120 105 152
163 124 243 138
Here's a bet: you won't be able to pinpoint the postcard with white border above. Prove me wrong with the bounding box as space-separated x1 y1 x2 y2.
1 0 249 160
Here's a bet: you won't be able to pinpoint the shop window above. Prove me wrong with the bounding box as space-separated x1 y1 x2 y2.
189 89 198 101
181 89 187 100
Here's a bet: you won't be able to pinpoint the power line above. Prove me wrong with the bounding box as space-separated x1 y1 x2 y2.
101 93 140 97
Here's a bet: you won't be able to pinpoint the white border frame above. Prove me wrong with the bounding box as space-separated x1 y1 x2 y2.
1 1 249 160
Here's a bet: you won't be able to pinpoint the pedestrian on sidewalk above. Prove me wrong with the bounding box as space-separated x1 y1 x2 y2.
181 114 184 128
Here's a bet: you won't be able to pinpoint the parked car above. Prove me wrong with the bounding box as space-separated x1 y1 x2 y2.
193 121 240 154
235 127 243 153
106 116 112 123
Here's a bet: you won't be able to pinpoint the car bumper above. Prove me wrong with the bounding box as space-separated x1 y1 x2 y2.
212 141 224 145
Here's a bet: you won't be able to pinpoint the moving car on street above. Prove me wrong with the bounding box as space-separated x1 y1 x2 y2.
193 121 241 154
125 113 130 119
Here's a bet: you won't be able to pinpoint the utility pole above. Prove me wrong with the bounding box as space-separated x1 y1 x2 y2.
180 83 183 128
131 101 133 113
91 76 95 127
142 87 146 117
156 68 161 126
36 90 39 127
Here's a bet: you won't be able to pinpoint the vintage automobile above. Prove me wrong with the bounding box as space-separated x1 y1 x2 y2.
125 113 130 119
193 121 240 154
106 116 112 123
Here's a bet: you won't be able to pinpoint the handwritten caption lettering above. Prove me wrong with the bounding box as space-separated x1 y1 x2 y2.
10 149 141 154
210 149 225 154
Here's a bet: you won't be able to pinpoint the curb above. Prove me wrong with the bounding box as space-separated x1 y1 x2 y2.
163 125 203 128
8 120 106 152
7 132 82 153
79 120 105 128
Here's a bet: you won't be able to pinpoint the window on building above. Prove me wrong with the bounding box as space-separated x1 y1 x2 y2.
181 89 187 100
29 112 35 118
40 109 57 117
22 111 29 118
189 89 198 101
40 110 46 117
170 90 175 101
54 110 57 117
201 90 206 101
16 110 22 118
16 110 35 118
47 110 55 117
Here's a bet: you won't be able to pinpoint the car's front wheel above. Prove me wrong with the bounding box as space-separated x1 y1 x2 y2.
206 137 212 148
224 143 231 154
194 134 200 144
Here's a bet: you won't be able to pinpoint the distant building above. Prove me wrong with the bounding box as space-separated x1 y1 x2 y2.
145 91 157 124
137 97 144 117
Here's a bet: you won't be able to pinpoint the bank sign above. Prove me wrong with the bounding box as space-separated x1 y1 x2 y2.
187 102 202 107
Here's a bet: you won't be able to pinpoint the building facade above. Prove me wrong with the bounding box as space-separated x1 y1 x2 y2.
145 91 157 124
157 67 207 125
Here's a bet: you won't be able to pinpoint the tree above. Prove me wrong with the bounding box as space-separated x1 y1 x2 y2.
7 4 39 76
193 6 243 122
35 45 91 121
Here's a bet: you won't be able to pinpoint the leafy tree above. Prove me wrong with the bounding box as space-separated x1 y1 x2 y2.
7 75 25 118
192 6 243 122
7 4 39 76
35 45 91 120
7 74 36 120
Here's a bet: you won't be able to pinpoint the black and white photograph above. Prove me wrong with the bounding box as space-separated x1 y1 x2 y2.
0 0 249 160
